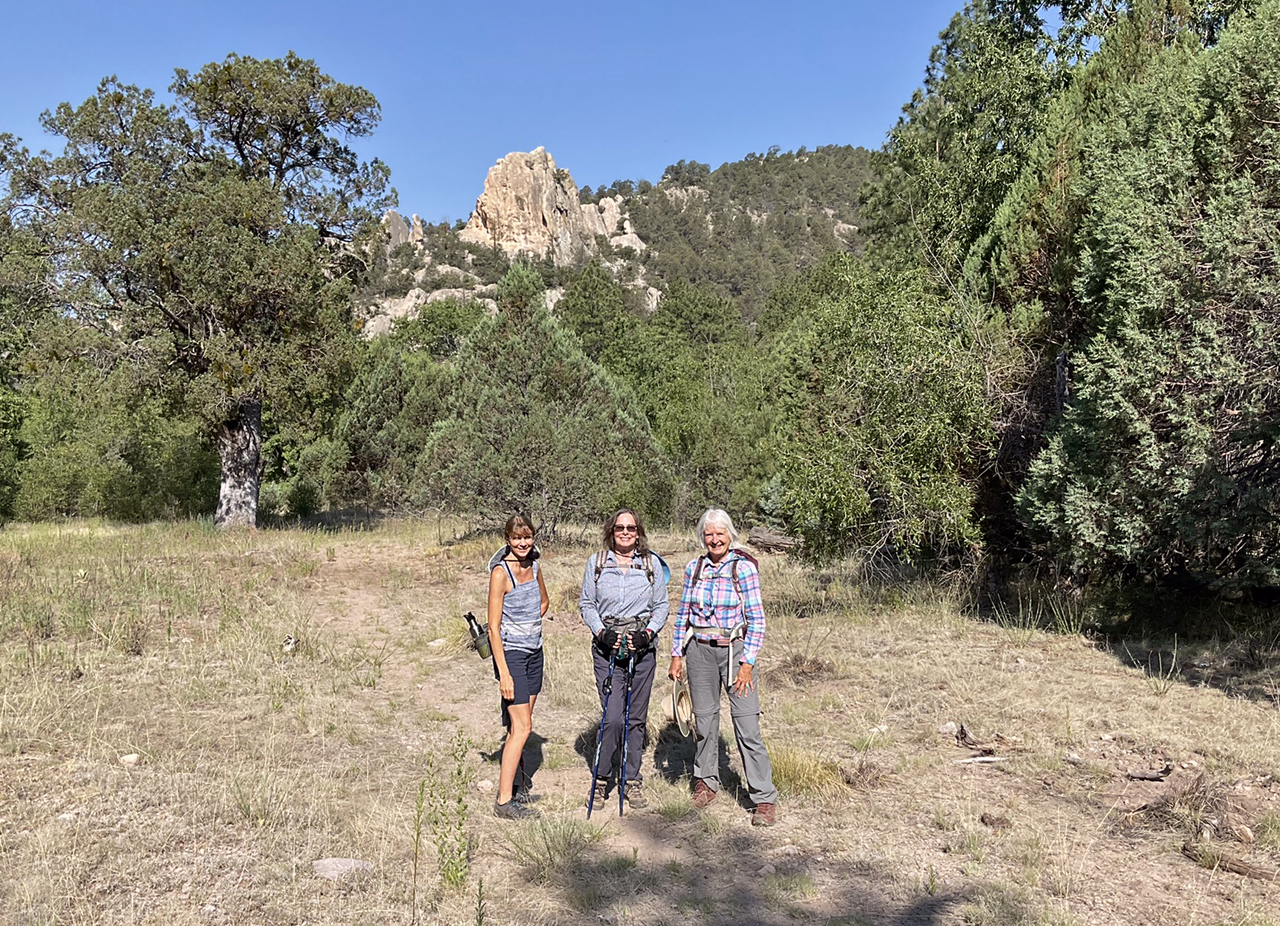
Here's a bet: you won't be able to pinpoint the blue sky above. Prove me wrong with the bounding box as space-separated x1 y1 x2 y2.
2 0 966 224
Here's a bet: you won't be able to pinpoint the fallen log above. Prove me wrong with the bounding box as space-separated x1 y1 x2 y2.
747 526 799 553
1181 841 1280 882
1127 762 1174 781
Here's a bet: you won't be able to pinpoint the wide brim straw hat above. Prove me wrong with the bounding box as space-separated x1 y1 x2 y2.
663 674 695 737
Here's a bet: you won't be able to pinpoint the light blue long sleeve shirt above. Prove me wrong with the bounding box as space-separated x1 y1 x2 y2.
579 550 670 637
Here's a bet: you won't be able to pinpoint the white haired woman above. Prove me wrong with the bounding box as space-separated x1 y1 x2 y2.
668 508 778 826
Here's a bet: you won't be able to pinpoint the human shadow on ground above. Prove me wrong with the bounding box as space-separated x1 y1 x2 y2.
480 730 547 793
651 720 752 808
571 719 652 797
568 714 751 809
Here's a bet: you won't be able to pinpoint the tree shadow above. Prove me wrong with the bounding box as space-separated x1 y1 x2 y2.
1088 594 1280 704
258 507 389 533
1097 632 1280 703
523 806 965 925
980 580 1280 706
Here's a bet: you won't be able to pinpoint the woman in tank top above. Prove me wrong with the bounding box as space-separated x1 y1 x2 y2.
487 513 549 819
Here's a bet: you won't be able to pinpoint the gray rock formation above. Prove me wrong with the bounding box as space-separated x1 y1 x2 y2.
383 211 410 250
364 149 654 338
360 285 497 339
459 148 593 264
580 196 646 253
459 148 645 264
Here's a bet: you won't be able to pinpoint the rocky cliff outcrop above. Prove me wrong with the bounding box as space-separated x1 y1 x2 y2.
383 211 411 250
363 149 653 338
381 210 427 251
459 148 645 264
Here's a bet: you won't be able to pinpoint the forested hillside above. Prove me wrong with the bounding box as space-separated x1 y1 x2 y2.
2 0 1278 610
586 145 874 315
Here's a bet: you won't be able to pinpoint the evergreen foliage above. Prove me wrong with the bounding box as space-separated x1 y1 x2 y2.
865 1 1070 273
0 286 34 521
0 53 390 527
623 145 875 316
14 320 219 520
324 299 485 511
554 260 637 369
414 264 675 529
769 257 993 559
1017 0 1280 591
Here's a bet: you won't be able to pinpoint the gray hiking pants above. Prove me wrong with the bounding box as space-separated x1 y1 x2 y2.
685 637 777 805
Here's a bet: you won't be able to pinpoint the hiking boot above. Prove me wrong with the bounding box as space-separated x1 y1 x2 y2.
691 778 717 809
751 802 777 827
585 777 609 808
494 798 537 820
623 780 648 809
512 769 537 804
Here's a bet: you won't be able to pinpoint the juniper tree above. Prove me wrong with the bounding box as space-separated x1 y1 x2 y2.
415 263 674 529
0 52 392 527
1017 0 1280 592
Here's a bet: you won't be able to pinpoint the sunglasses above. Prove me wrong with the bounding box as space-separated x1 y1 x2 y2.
613 524 638 534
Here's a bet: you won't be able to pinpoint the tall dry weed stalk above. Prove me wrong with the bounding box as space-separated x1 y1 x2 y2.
424 729 473 889
411 778 429 922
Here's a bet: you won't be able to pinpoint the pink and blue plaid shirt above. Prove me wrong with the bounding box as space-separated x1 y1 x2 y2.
671 549 766 665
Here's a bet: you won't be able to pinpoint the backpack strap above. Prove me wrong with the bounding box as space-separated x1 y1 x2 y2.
693 550 755 597
730 550 758 598
651 552 671 585
597 550 666 585
692 554 707 585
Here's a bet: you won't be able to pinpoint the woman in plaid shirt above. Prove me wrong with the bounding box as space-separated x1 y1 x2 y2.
669 508 778 826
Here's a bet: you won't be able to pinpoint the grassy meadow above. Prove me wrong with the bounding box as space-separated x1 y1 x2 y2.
1 519 1278 926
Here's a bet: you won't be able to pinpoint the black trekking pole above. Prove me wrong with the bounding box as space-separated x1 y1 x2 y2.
586 653 617 820
619 649 636 816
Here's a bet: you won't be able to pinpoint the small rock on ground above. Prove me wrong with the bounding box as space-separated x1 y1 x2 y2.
312 858 374 880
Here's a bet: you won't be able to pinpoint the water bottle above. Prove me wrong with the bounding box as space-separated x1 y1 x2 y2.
464 611 491 659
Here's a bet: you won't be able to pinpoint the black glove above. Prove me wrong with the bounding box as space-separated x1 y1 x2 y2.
597 628 620 654
627 629 655 655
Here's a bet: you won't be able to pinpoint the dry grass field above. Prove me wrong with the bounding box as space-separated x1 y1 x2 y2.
1 519 1278 926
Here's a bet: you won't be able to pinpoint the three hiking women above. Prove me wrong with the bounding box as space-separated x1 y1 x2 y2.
669 508 778 826
579 508 670 811
488 514 550 819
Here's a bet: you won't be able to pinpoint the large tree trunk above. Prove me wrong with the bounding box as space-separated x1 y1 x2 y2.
215 398 263 529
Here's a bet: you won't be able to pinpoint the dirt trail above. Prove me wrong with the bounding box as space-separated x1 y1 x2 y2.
296 536 1280 926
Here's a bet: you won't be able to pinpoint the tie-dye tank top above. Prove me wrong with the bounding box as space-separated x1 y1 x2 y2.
498 560 543 653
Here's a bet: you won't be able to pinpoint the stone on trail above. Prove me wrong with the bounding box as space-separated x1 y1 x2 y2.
312 858 374 880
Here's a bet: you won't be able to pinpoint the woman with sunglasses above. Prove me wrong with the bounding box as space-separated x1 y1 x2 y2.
579 508 669 810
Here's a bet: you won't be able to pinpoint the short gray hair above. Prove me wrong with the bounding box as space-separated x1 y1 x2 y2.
696 508 739 548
